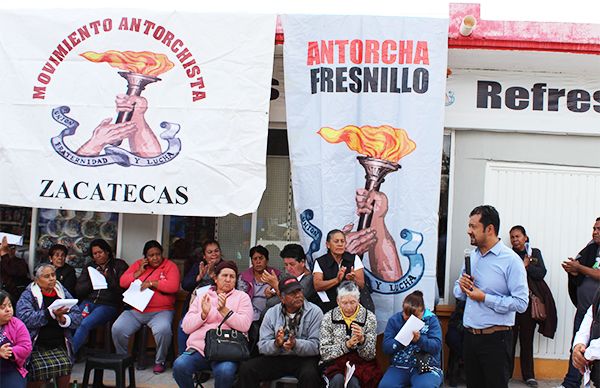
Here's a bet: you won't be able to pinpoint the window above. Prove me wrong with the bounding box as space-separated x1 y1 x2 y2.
36 209 118 275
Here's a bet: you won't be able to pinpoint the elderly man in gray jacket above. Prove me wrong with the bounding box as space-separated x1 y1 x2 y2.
237 275 324 387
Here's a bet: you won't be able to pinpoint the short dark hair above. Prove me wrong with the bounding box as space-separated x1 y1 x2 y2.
596 217 600 222
509 225 530 242
326 229 344 242
48 244 68 258
280 244 306 263
143 240 163 257
202 240 221 255
89 239 114 261
249 245 269 260
470 205 500 236
0 290 11 306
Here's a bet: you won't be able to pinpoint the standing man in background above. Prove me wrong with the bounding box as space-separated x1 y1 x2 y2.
454 205 529 388
556 217 600 388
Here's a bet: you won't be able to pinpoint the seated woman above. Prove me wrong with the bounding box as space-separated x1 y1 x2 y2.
313 229 368 313
173 260 252 388
16 264 81 388
320 281 381 388
379 290 442 388
111 240 180 374
0 290 32 388
178 240 223 354
47 244 76 297
72 239 129 353
237 245 280 322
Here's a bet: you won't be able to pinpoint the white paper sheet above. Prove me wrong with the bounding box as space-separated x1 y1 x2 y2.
344 361 355 387
394 315 425 346
0 232 23 246
317 291 330 303
88 267 108 290
123 279 154 312
47 298 78 312
193 285 211 298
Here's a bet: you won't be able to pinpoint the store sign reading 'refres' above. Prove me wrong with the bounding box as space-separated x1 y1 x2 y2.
477 80 600 113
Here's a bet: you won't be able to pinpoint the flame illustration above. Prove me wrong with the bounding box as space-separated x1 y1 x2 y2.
318 124 416 163
80 50 175 77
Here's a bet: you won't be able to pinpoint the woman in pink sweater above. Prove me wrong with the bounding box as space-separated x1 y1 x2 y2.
0 290 32 388
111 240 180 374
173 260 252 388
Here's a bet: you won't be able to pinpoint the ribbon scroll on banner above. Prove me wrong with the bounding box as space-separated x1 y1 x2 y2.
0 11 275 216
282 14 448 331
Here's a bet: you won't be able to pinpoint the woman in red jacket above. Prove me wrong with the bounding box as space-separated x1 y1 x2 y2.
111 240 180 374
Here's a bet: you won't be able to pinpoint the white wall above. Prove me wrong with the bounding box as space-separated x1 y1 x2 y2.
447 129 600 360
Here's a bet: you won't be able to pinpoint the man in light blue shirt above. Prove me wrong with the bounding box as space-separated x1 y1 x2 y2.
454 205 528 388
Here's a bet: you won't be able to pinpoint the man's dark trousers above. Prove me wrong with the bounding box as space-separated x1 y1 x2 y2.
464 329 513 388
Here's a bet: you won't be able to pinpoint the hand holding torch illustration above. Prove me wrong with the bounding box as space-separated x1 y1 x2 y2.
80 51 174 147
318 125 416 231
318 124 416 281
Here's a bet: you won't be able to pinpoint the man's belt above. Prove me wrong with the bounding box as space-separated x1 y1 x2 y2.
466 325 511 335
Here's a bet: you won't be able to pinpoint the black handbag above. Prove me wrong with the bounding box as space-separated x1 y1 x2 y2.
414 351 433 374
204 310 250 362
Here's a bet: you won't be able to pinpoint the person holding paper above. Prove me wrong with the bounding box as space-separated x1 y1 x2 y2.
15 264 81 388
379 290 442 388
0 290 32 388
313 229 371 313
319 281 381 388
453 205 528 388
47 244 76 297
0 237 31 303
111 240 180 374
72 239 128 353
173 260 252 388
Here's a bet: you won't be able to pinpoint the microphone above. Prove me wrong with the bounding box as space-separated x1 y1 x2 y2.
464 249 471 277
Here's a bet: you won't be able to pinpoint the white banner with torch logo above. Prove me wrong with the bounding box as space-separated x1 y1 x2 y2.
0 10 276 216
282 14 448 331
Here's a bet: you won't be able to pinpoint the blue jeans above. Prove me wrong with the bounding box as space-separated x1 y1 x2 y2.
562 308 586 388
0 368 27 388
173 350 237 388
379 366 442 388
72 301 118 353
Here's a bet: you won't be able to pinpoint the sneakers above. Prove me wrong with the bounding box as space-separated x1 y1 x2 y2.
152 362 166 374
525 378 538 387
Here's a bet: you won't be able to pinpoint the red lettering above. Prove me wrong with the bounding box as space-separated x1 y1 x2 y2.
382 40 397 64
32 86 46 99
335 40 349 64
414 41 429 65
398 40 413 64
320 40 334 64
349 40 363 64
307 41 320 65
365 40 379 64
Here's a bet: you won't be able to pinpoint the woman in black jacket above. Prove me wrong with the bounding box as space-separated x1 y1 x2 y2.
509 225 547 388
72 239 128 353
48 244 76 297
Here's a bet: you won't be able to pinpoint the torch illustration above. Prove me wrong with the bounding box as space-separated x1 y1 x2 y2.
318 125 416 231
80 50 175 144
